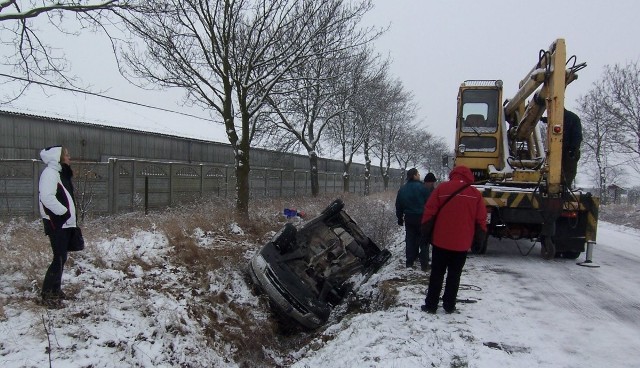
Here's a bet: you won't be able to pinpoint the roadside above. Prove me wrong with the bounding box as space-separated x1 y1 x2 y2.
1 194 638 367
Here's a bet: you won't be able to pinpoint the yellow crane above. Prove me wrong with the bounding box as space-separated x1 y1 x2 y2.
453 39 599 260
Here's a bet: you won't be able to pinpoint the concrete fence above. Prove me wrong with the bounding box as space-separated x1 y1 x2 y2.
0 158 400 219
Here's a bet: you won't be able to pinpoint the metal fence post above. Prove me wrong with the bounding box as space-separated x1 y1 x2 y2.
169 162 174 206
225 165 229 198
108 158 118 214
144 176 149 215
32 159 40 218
200 164 204 197
131 160 137 210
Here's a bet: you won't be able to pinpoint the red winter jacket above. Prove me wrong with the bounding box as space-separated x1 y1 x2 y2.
421 165 487 252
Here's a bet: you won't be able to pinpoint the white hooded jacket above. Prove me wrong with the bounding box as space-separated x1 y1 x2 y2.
39 146 77 229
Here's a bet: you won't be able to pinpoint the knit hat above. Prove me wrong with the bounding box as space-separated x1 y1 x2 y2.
423 172 437 183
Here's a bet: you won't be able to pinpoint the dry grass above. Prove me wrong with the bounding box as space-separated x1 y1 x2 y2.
600 203 640 230
0 218 51 288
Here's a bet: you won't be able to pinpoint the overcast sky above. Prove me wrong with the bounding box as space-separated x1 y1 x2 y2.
365 0 640 145
2 0 640 172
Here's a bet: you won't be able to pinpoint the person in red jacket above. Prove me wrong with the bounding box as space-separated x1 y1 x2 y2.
420 165 487 314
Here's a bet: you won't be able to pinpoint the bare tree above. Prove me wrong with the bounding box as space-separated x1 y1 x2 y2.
597 61 640 175
117 0 372 214
370 78 414 190
578 83 626 203
258 2 380 197
395 127 429 172
327 47 385 193
0 1 129 101
419 134 449 181
260 50 347 196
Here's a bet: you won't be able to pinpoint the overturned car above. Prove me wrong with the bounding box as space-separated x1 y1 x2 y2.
249 198 391 329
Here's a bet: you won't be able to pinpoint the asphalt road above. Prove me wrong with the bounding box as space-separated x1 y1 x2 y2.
473 227 640 327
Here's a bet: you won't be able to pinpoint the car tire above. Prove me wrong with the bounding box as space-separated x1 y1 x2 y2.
274 223 297 253
321 198 344 218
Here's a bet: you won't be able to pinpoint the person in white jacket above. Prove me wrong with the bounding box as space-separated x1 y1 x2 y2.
39 145 77 304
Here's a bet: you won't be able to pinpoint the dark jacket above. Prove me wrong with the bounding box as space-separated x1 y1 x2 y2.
421 166 487 251
563 109 583 154
396 179 429 220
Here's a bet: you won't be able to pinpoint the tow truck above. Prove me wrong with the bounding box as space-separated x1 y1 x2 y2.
454 38 599 260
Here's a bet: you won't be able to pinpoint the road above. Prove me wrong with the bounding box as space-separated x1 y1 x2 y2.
463 221 640 367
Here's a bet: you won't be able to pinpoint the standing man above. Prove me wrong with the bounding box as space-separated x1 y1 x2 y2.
420 165 487 314
395 168 430 271
562 108 583 188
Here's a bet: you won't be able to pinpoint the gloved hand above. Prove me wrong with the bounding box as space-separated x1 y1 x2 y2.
421 219 434 243
472 223 487 252
397 218 404 226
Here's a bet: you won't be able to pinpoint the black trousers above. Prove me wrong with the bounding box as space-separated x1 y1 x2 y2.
424 245 468 311
562 150 580 188
42 228 72 295
404 214 429 268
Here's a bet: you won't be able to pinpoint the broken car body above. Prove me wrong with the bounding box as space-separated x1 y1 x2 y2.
249 199 391 329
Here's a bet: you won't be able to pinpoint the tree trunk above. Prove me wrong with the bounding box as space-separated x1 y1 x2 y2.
363 139 371 196
381 154 392 190
342 165 351 193
383 170 390 190
235 150 251 216
233 102 252 216
309 152 320 197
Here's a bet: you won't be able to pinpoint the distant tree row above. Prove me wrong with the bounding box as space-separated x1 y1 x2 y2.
578 60 640 203
0 0 449 215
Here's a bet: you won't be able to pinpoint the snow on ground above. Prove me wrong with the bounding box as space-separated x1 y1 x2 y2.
291 221 640 368
1 220 639 367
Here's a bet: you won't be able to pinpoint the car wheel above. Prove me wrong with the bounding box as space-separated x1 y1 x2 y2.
274 223 297 253
321 198 344 217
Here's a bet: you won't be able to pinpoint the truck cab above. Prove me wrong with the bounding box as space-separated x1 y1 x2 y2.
455 80 505 182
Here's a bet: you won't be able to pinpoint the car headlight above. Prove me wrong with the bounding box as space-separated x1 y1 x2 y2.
252 254 267 271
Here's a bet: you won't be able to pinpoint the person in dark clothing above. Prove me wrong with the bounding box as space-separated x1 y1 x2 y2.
395 168 430 270
423 172 437 196
422 172 437 262
38 146 78 306
562 108 583 188
420 165 487 314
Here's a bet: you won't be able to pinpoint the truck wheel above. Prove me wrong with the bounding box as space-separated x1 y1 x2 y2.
555 238 585 259
561 251 581 260
540 236 555 260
